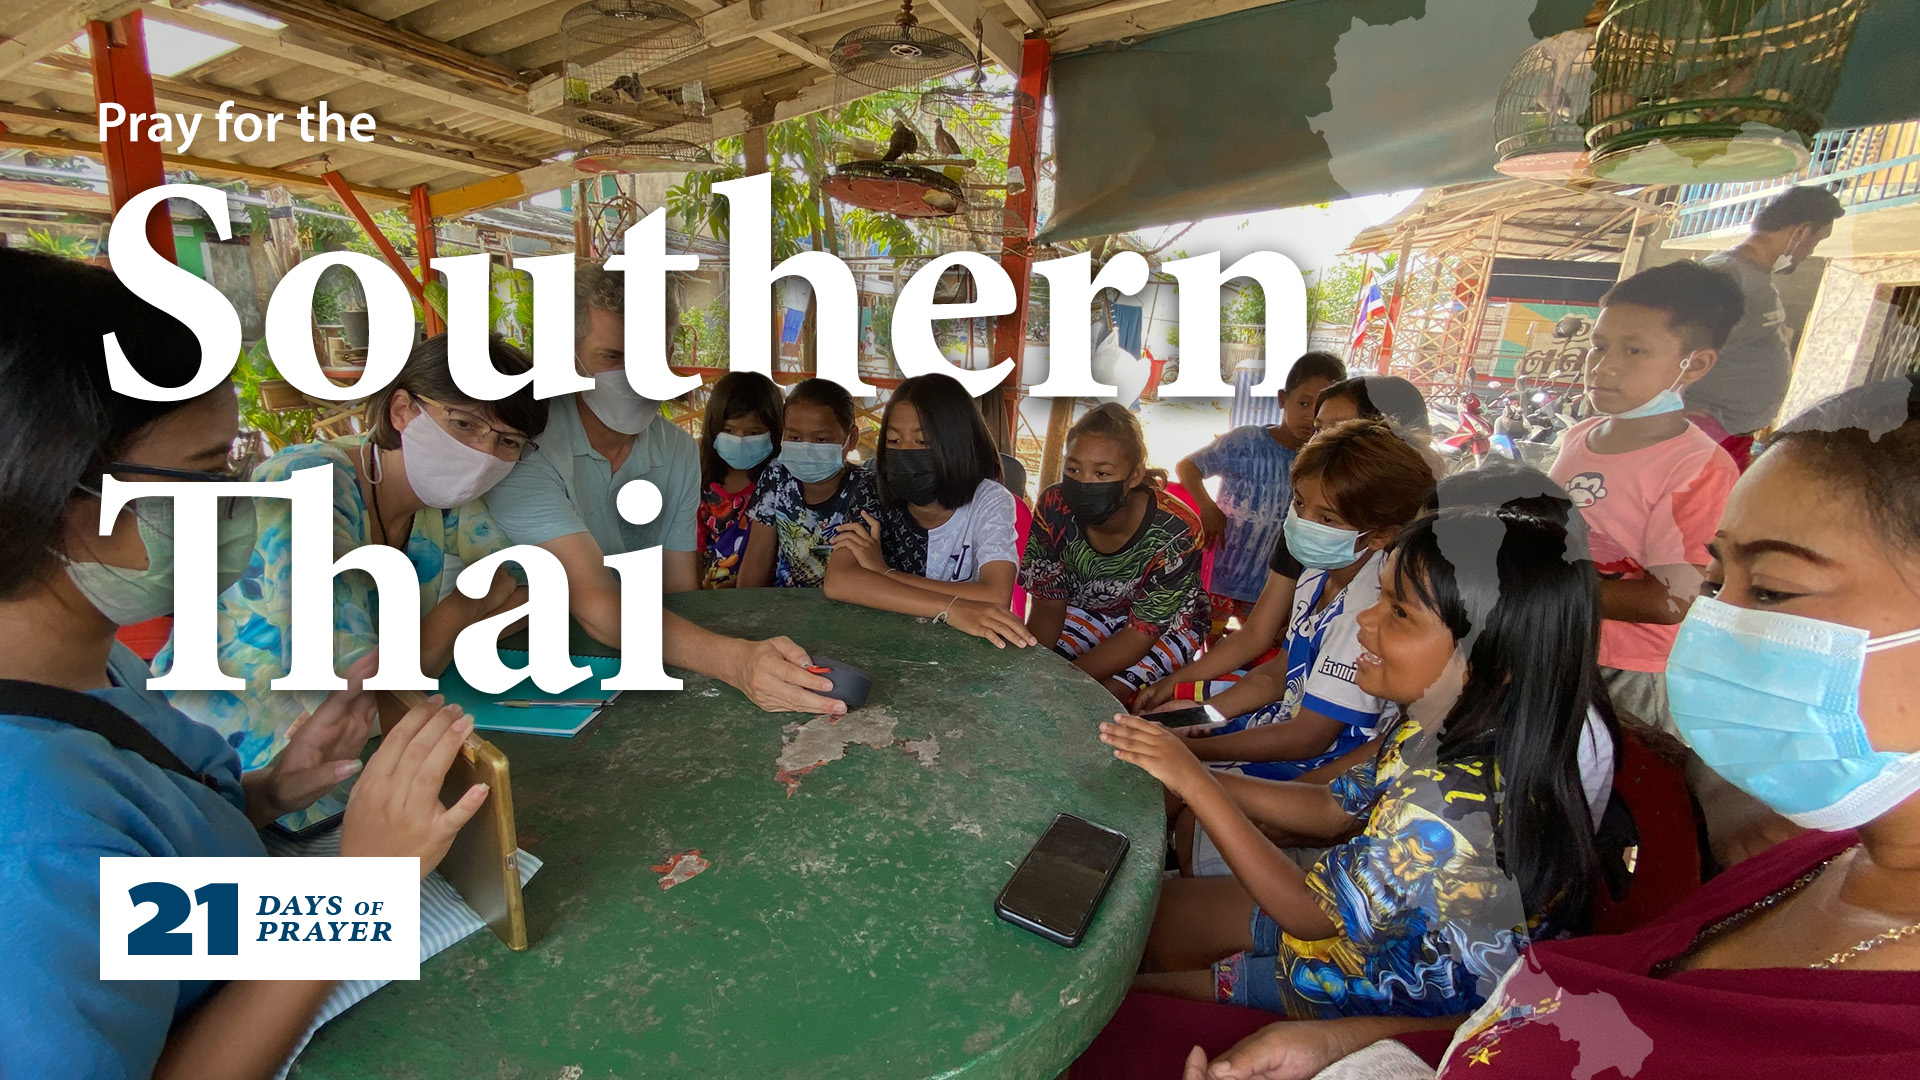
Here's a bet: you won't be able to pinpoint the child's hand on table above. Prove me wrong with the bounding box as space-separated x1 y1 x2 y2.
1100 713 1217 803
945 598 1037 648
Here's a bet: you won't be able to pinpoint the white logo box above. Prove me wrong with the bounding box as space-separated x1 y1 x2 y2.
100 857 420 981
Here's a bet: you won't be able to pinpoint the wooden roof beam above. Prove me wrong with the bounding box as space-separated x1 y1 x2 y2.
189 0 529 94
490 0 894 75
755 29 837 72
8 61 540 176
921 0 1022 73
1047 0 1289 53
144 1 574 139
427 158 576 218
0 127 408 203
0 0 140 79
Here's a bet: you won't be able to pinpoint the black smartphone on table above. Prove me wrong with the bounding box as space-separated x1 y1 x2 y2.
994 813 1130 948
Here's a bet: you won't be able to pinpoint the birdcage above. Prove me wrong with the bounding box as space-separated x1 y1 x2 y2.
831 0 973 91
824 160 966 218
1586 0 1867 184
1493 28 1599 179
560 0 710 158
573 122 717 174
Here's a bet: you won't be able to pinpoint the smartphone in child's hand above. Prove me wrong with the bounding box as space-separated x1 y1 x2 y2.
1148 705 1220 729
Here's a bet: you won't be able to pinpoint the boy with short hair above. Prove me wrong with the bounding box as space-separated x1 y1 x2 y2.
1550 261 1743 733
1176 351 1345 624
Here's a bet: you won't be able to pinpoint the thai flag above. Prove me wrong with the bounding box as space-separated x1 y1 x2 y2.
1351 274 1388 350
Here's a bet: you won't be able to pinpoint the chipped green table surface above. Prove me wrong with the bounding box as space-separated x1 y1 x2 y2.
293 589 1164 1080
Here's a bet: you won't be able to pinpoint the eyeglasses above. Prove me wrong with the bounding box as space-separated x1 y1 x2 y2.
414 395 537 461
108 461 247 483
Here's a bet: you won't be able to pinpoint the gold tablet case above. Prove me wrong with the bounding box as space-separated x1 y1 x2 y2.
379 691 528 951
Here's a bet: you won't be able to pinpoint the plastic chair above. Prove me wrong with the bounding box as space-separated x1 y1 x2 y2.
1588 726 1706 935
1160 481 1216 595
1010 494 1033 619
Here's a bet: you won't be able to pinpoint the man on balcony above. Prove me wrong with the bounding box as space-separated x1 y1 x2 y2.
1690 185 1845 468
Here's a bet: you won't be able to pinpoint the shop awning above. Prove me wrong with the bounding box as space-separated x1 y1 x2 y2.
1040 0 1920 243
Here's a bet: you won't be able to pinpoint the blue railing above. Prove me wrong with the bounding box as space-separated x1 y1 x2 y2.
1669 121 1920 241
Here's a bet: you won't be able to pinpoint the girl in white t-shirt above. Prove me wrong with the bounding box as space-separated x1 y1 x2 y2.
823 374 1034 648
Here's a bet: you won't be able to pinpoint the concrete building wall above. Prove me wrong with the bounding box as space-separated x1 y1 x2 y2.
1781 254 1920 420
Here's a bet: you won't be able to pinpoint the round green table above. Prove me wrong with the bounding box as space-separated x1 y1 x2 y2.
293 589 1164 1080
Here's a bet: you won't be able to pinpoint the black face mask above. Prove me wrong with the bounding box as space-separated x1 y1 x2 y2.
884 448 941 506
1061 477 1130 526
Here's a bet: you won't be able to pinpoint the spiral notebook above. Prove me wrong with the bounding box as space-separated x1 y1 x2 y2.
435 649 623 737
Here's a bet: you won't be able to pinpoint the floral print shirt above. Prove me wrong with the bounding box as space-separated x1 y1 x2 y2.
155 437 508 772
1268 712 1535 1019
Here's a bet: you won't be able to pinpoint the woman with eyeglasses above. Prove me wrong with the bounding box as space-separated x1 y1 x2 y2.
0 250 489 1079
158 335 547 812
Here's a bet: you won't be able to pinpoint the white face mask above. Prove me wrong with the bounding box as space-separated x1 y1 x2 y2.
400 407 515 508
65 496 256 625
582 369 657 435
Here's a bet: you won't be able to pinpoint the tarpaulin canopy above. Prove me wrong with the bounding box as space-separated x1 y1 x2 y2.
1040 0 1920 243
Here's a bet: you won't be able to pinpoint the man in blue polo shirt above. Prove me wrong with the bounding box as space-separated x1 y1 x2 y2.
486 265 837 715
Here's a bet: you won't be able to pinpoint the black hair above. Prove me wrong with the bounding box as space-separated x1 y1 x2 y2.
700 370 783 488
1284 351 1348 394
1430 460 1583 535
1387 495 1604 924
1602 261 1745 352
0 250 208 599
784 376 856 437
1294 417 1436 534
1067 402 1167 492
1317 375 1431 436
1753 185 1845 234
1769 375 1920 559
367 334 547 451
875 373 1001 509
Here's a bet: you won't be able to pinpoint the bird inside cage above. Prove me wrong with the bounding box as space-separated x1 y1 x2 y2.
932 118 962 157
882 119 919 162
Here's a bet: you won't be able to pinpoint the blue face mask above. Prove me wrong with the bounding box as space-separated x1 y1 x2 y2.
714 432 773 471
1667 596 1920 831
1610 388 1686 419
778 440 848 484
1283 507 1366 570
1597 356 1695 419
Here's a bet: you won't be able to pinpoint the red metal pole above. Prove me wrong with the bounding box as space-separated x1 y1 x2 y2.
410 184 444 335
88 12 173 263
991 35 1051 446
324 170 430 312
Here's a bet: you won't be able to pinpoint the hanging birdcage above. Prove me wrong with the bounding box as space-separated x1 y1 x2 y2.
560 0 711 158
1585 0 1867 184
915 21 1010 121
830 0 973 91
825 160 966 218
1493 28 1599 179
574 123 718 174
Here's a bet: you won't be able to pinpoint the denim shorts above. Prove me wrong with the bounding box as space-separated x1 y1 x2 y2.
1211 905 1285 1012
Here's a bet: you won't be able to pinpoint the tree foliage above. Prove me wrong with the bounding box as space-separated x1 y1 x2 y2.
665 78 1013 260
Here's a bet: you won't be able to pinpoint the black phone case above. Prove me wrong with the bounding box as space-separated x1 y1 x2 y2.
993 814 1130 948
1151 706 1215 729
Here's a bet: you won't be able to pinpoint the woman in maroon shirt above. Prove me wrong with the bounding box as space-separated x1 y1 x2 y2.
1179 376 1920 1080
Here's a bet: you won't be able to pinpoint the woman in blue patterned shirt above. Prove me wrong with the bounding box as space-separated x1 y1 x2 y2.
158 336 546 799
1101 496 1606 1019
